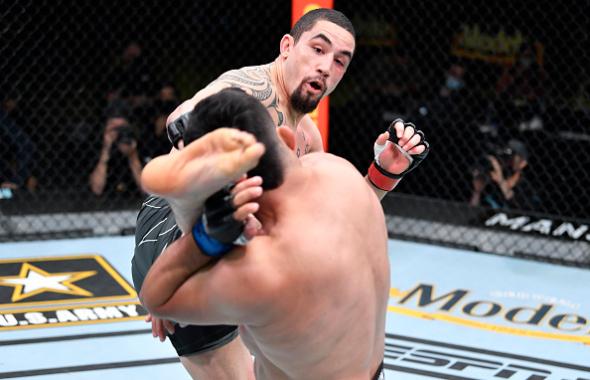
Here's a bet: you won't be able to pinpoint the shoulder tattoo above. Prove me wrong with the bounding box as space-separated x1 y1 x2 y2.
217 66 272 101
217 65 284 126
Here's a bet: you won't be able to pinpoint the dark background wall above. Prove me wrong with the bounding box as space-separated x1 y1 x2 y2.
1 0 588 222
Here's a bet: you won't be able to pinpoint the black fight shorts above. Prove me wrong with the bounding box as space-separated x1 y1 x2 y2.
169 324 239 356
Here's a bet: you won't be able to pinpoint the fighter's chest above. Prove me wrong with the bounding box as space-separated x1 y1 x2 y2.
293 126 313 157
268 111 313 157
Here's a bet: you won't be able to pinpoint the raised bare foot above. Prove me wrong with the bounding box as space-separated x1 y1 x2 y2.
142 128 265 202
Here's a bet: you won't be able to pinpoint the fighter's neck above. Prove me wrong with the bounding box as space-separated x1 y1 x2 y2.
270 59 305 129
256 162 309 229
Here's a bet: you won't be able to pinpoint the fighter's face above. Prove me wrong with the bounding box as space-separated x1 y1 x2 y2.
283 20 355 114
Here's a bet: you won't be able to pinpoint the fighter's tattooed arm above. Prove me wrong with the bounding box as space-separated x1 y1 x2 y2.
212 65 285 126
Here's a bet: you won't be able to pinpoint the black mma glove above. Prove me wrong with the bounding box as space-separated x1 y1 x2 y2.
192 184 245 258
166 113 190 149
368 118 430 191
384 118 430 178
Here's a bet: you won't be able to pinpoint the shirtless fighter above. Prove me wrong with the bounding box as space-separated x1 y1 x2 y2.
133 8 428 379
140 88 390 380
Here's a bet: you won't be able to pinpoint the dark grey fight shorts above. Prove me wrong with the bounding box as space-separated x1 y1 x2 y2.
131 196 238 356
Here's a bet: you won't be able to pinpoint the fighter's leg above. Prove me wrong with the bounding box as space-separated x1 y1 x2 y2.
141 128 265 232
180 335 254 380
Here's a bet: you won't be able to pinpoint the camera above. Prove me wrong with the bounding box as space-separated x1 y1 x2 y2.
115 124 136 145
471 142 508 180
472 139 528 180
471 154 493 180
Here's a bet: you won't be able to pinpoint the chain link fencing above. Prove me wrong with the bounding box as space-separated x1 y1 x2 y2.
1 1 588 265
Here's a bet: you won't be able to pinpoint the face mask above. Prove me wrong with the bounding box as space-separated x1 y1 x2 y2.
446 75 464 91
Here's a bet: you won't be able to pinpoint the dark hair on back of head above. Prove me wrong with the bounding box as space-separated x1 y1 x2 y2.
183 88 284 190
290 8 355 43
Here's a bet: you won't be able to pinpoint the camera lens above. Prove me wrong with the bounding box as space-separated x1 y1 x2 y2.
116 125 134 144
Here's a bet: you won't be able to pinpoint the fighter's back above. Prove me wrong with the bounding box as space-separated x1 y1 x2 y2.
241 152 390 380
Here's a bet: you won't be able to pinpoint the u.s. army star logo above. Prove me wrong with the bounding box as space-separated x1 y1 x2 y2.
0 263 96 302
0 255 147 331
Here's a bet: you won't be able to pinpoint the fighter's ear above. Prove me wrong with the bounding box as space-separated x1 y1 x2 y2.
279 34 294 58
277 126 296 151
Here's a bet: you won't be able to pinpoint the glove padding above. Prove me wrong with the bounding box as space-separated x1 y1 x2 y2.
166 113 190 149
374 118 430 179
192 184 244 258
203 184 244 245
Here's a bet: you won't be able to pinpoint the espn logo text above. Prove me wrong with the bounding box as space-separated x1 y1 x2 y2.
385 334 590 380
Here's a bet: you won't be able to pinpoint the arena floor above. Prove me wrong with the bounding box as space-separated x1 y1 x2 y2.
0 236 588 379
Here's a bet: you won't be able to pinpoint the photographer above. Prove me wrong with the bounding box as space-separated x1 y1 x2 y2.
1 93 36 192
470 139 538 210
88 115 143 197
139 90 179 163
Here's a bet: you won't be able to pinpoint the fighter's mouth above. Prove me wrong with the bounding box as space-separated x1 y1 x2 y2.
307 79 324 92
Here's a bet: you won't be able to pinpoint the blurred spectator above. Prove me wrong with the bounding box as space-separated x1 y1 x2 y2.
367 46 420 116
571 80 590 114
88 115 143 198
0 94 36 191
495 42 547 132
414 60 475 124
139 83 180 162
469 139 540 210
105 41 155 113
439 62 466 99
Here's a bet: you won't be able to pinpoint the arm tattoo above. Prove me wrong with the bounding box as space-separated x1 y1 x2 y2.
216 65 284 126
217 66 272 101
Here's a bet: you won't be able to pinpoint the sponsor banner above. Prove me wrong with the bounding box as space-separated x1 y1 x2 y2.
389 284 590 345
385 334 590 380
482 211 590 243
386 239 590 377
0 302 146 331
0 255 145 330
451 23 544 66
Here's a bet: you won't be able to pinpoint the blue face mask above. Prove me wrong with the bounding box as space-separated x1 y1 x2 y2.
445 75 464 91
